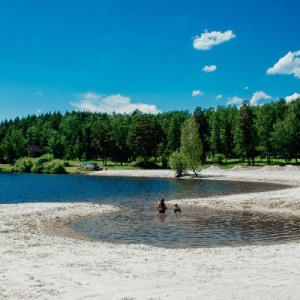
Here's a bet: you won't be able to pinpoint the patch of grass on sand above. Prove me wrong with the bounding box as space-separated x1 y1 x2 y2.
205 158 299 169
65 160 143 174
64 161 82 174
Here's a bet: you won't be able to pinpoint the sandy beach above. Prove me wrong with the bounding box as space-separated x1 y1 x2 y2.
1 166 300 299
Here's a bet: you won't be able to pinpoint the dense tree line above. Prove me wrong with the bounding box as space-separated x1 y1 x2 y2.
1 98 300 166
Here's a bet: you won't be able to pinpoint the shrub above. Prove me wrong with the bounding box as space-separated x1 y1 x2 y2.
160 156 168 168
169 151 187 177
14 157 34 172
213 153 226 165
43 159 66 174
31 159 44 173
14 155 66 174
36 154 54 164
129 161 160 169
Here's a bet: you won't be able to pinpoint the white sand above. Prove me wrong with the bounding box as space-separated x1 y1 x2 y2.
1 167 300 299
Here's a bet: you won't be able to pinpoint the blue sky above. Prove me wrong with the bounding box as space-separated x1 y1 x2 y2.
0 0 300 121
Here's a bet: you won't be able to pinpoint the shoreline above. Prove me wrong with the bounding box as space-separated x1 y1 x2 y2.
90 166 300 216
1 167 300 299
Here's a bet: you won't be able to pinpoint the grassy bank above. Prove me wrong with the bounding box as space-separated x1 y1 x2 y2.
1 158 299 174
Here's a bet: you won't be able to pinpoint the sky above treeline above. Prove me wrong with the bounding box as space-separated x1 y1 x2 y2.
0 0 300 121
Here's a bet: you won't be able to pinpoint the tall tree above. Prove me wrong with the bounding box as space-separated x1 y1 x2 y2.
166 111 189 154
234 101 257 165
0 127 28 163
180 117 202 176
271 114 296 163
193 107 210 164
128 114 164 162
59 114 83 159
271 99 300 163
47 130 65 159
110 113 131 165
209 108 222 156
220 105 237 159
254 103 277 164
274 98 287 121
90 113 113 165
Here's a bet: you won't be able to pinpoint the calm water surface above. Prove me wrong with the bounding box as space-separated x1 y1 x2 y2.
1 172 299 248
73 208 300 248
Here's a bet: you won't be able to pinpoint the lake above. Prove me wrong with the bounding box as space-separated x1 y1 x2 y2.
1 172 299 248
0 172 288 205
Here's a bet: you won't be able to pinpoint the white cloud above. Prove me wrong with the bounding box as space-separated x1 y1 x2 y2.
226 96 244 106
267 50 300 78
70 92 161 114
215 94 222 100
285 92 300 102
202 65 217 72
250 91 271 106
193 30 236 50
244 86 249 90
192 90 204 97
226 91 271 107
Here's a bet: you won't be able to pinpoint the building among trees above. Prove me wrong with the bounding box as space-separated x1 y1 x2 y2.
28 145 42 158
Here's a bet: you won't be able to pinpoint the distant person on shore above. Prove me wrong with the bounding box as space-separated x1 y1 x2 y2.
174 203 181 213
156 198 167 213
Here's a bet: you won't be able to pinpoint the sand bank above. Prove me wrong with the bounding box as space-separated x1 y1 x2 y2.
1 167 300 299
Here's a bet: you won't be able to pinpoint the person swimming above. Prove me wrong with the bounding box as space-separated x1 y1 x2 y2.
174 203 181 213
156 198 167 213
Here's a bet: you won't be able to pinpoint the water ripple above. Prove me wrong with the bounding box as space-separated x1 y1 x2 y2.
72 206 300 248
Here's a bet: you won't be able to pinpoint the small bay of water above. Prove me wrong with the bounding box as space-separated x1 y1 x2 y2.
1 172 299 248
73 207 300 248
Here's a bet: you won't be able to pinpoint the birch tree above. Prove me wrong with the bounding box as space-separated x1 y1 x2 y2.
180 117 202 176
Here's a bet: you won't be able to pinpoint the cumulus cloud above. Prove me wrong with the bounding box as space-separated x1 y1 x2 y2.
267 50 300 78
215 94 222 100
285 92 300 102
70 92 161 114
250 91 271 106
192 90 204 97
226 96 244 106
193 30 236 50
244 86 249 90
202 65 217 73
226 91 271 107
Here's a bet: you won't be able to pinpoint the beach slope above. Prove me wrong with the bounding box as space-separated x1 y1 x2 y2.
1 167 300 299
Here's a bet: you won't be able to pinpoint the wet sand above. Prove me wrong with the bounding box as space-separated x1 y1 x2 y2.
1 166 300 299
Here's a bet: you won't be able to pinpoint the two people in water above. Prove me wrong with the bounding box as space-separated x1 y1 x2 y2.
155 198 181 214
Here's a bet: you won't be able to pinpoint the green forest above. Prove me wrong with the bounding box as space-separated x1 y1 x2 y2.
1 98 300 172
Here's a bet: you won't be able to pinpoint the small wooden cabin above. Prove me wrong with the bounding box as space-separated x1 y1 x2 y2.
28 145 42 158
